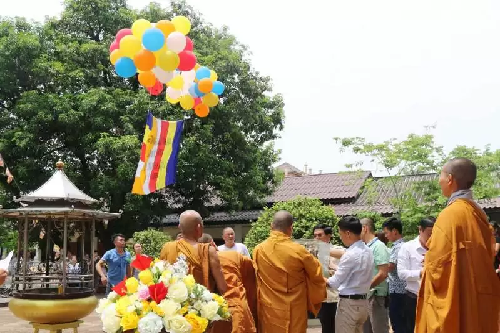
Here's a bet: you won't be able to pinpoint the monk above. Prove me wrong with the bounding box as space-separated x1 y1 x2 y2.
160 210 227 294
415 158 500 333
253 210 327 333
199 233 257 333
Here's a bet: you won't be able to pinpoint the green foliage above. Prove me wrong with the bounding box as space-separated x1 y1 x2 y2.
351 211 385 231
0 0 284 247
244 197 340 254
0 219 18 252
132 229 171 259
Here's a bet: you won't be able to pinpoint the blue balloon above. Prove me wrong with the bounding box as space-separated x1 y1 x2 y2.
195 66 211 80
194 84 204 97
212 81 225 95
115 57 136 78
142 28 165 52
188 83 198 98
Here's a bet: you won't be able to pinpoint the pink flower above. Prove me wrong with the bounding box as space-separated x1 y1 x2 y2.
138 286 150 300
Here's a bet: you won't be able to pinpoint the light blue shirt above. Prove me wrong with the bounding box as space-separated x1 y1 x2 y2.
328 240 374 295
102 249 131 286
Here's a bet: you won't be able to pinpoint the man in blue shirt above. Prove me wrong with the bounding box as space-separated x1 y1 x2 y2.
96 233 131 295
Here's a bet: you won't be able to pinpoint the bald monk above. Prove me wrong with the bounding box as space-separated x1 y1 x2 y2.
160 210 227 294
253 210 327 333
199 233 257 333
415 158 500 333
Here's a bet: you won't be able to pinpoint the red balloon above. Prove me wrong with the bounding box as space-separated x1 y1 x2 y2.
116 28 132 43
109 40 119 52
147 80 164 96
194 97 202 107
184 36 194 51
177 51 197 71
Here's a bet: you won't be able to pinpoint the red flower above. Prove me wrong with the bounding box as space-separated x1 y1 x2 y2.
112 278 127 296
148 282 168 304
131 254 152 271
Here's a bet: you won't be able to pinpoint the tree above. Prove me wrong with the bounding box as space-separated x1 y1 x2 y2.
0 0 284 247
132 229 171 259
244 197 340 255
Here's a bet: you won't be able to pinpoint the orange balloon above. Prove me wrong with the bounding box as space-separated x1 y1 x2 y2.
197 78 213 94
156 20 176 37
138 71 157 87
195 103 210 117
133 49 156 71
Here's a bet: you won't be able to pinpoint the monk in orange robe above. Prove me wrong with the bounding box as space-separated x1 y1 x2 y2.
415 158 500 333
253 210 327 333
160 210 227 294
199 233 257 333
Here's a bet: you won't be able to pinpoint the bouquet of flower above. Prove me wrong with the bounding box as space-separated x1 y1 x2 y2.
96 254 231 333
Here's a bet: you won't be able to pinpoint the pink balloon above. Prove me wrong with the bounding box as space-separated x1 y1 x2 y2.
194 97 202 107
184 36 194 51
109 40 119 52
147 80 164 96
115 29 132 43
177 51 197 71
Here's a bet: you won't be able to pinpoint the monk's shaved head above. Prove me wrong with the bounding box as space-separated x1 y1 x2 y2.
198 233 213 243
179 210 203 237
443 158 477 190
272 210 294 233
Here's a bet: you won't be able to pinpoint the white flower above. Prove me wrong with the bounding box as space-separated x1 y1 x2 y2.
158 299 181 317
202 289 213 302
168 281 189 303
134 301 143 312
96 299 111 314
193 300 203 310
159 270 172 287
164 315 192 333
200 300 220 320
126 305 136 313
101 304 121 333
154 260 166 272
137 312 164 333
107 291 119 301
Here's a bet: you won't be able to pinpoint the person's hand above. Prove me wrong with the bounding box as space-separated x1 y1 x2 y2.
101 275 108 285
0 269 7 286
324 277 329 286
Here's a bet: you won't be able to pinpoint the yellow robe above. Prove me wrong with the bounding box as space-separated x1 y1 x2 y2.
211 251 257 333
159 239 216 292
416 198 500 333
253 231 326 333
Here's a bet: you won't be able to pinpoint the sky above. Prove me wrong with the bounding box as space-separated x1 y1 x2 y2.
3 0 500 175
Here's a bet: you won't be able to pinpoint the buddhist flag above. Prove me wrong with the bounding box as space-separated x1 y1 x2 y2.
132 113 184 195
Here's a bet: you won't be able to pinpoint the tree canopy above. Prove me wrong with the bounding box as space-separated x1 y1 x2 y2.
0 0 284 247
132 229 171 258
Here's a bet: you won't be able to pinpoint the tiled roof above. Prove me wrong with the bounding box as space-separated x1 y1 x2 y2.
478 197 500 210
160 210 262 225
266 171 371 203
276 162 304 176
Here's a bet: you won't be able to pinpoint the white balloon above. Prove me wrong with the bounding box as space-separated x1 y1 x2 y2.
181 69 196 83
167 87 182 99
166 32 187 53
152 67 174 84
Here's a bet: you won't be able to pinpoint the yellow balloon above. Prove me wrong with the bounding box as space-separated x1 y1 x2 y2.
179 95 195 110
120 35 142 58
194 63 201 71
156 51 180 71
168 76 184 90
166 96 179 104
171 16 191 35
202 93 219 107
153 43 167 57
132 19 151 39
109 49 123 65
209 70 218 81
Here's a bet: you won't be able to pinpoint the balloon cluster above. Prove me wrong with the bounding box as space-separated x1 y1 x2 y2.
109 16 225 118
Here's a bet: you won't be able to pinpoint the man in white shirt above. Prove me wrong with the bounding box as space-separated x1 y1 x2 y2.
218 227 250 257
397 217 435 333
313 223 344 333
328 216 374 333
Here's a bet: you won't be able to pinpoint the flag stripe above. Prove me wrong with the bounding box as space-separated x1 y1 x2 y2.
156 121 176 189
142 117 160 195
149 120 169 193
166 121 184 186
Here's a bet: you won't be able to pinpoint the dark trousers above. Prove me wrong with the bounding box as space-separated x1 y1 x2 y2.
389 293 407 333
318 302 337 333
404 291 418 333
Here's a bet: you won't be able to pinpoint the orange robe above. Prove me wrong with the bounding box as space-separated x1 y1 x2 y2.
211 251 257 333
253 231 327 333
160 239 216 292
415 198 500 333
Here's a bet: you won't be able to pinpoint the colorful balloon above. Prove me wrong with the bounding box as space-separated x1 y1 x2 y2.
212 81 225 95
152 67 174 84
156 51 179 71
168 76 184 90
115 29 132 43
132 19 151 38
177 51 197 71
202 92 219 107
195 103 210 117
184 36 194 51
109 49 123 65
166 32 186 53
210 70 218 81
181 69 196 83
195 66 211 80
147 81 163 96
138 71 157 87
142 28 165 52
179 95 195 110
133 49 156 71
156 20 176 37
172 16 191 35
166 95 179 104
109 40 119 52
115 57 137 78
119 35 142 58
167 87 182 100
194 97 202 107
197 78 213 93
